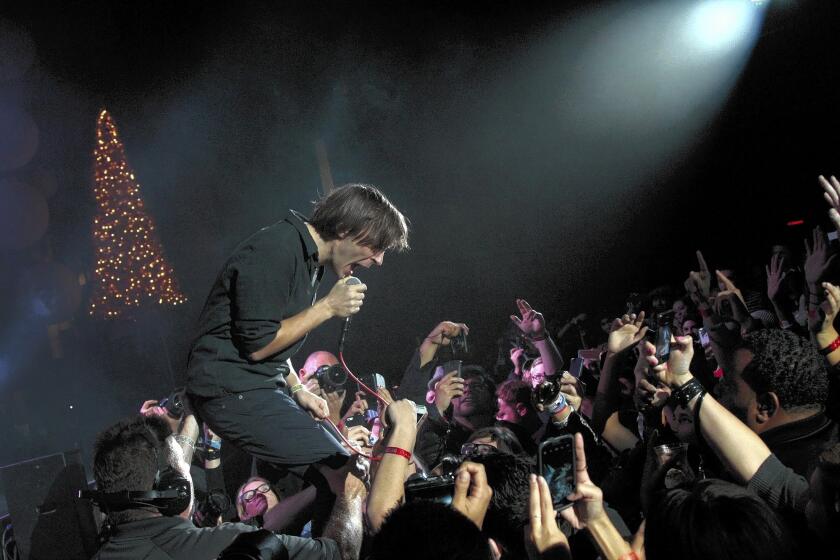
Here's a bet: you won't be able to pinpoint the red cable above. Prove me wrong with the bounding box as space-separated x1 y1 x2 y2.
338 351 390 406
324 417 372 458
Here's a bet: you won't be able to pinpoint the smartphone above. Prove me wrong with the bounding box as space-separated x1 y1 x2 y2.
537 435 576 511
568 357 584 379
655 311 674 364
442 360 462 379
698 327 711 349
415 404 428 424
358 373 387 410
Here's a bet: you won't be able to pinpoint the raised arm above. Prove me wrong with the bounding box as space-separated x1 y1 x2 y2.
641 337 771 483
592 312 648 435
766 253 795 328
511 299 563 376
815 282 840 366
366 399 418 532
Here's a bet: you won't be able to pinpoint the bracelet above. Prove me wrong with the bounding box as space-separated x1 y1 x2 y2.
290 383 305 395
819 336 840 356
618 552 640 560
529 332 547 342
692 391 706 443
205 447 221 462
699 306 713 319
668 378 706 408
207 439 222 450
172 434 195 450
385 446 412 460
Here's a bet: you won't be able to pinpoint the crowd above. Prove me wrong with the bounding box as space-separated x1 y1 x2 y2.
82 175 840 559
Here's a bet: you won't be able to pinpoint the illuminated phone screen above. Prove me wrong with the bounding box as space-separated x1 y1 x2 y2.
538 435 576 510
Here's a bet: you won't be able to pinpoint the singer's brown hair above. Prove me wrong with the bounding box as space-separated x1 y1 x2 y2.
310 184 409 252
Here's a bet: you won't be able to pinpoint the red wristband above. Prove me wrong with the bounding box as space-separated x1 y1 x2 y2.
530 333 547 342
618 553 639 560
699 306 712 319
385 446 412 460
819 336 840 356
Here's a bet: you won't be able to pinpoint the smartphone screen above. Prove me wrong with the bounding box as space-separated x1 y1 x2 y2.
655 311 673 363
538 435 576 510
698 327 710 348
568 357 584 379
359 373 387 410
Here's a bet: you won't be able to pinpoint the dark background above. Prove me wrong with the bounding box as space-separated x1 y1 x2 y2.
0 0 838 478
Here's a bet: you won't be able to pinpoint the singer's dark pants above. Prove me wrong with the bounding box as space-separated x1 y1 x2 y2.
192 388 349 469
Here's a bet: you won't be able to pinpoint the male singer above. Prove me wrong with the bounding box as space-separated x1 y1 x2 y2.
186 184 409 469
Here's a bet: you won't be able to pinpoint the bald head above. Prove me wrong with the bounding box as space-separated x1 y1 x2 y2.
300 351 339 380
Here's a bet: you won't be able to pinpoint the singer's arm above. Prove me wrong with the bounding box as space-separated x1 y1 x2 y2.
249 278 365 362
249 300 335 362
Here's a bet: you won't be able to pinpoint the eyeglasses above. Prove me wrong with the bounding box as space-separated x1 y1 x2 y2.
460 442 497 456
240 483 270 503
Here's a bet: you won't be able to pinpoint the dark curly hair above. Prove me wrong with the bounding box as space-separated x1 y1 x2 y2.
467 450 534 559
645 478 793 560
740 329 828 411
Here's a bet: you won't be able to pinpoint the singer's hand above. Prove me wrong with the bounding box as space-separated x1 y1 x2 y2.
324 277 367 319
294 389 330 420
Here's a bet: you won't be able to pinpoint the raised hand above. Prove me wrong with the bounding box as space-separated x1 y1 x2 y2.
640 336 694 388
804 227 835 287
433 371 464 414
324 276 367 318
510 347 527 375
606 311 648 355
714 270 744 306
383 398 417 430
559 372 583 411
425 321 469 346
817 282 840 346
766 254 786 302
560 433 607 530
687 250 713 302
341 391 369 423
140 399 181 433
819 175 840 234
527 474 569 556
451 461 493 530
511 299 547 338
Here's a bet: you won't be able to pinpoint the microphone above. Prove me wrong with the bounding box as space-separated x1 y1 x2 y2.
339 276 362 352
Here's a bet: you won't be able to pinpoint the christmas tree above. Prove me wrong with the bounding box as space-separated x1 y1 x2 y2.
89 109 186 318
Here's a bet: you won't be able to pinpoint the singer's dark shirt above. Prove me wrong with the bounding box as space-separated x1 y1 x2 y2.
186 210 324 397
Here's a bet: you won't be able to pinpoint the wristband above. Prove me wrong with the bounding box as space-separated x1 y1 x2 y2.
529 332 547 342
207 439 222 450
668 378 705 409
618 552 640 560
205 447 221 462
290 383 305 395
385 446 412 460
820 336 840 356
699 306 713 319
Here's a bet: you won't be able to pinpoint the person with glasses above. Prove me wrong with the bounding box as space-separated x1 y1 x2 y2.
463 426 526 457
235 476 320 535
415 367 498 468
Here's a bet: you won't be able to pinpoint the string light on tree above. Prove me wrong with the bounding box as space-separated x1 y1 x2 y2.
89 109 186 318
